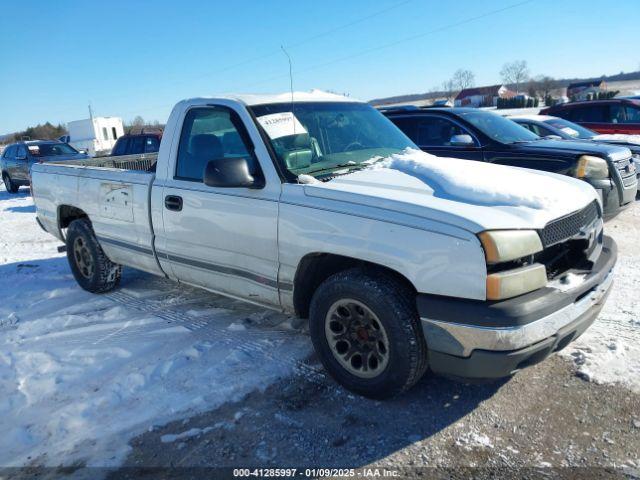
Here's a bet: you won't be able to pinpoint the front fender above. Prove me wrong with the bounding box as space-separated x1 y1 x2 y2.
278 199 487 307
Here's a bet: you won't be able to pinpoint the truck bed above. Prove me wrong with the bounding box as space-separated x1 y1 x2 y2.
31 158 163 277
47 152 157 172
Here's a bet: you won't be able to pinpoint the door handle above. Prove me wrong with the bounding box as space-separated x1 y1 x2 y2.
164 195 183 211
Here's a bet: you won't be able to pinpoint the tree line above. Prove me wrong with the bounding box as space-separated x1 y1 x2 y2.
437 60 562 103
2 116 164 145
7 122 68 143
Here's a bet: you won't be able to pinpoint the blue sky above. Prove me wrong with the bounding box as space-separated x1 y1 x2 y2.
1 0 639 133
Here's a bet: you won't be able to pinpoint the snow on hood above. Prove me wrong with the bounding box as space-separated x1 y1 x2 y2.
303 149 598 232
373 149 592 211
593 133 640 146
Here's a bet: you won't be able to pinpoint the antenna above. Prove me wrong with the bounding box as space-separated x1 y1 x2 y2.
88 103 94 121
280 45 295 135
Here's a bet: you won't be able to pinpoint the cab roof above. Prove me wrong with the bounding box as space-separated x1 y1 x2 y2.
181 90 359 107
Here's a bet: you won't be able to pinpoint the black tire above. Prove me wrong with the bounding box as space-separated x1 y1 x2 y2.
309 268 428 399
66 218 122 293
3 173 19 193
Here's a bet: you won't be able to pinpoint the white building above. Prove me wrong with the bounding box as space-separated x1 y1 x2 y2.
65 117 124 157
454 84 516 108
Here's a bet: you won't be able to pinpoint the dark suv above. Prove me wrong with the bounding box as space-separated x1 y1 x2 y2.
540 99 640 135
1 140 88 193
382 107 637 218
111 132 161 156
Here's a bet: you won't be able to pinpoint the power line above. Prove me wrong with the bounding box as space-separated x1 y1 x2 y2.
240 0 536 90
95 0 535 119
77 0 415 115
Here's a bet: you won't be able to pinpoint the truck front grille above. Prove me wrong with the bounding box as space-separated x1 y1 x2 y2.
614 157 637 187
539 201 600 248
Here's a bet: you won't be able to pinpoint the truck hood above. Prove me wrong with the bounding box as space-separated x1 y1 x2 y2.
510 138 631 160
593 133 640 146
303 149 599 233
591 134 640 155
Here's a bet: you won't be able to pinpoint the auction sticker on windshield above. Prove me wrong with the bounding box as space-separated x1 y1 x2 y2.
257 112 307 139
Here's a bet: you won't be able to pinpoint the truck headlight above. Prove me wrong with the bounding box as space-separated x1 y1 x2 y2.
486 264 547 300
575 155 609 180
478 230 543 264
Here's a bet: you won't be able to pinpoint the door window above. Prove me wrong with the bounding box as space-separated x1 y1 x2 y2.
2 145 16 159
175 107 254 182
611 104 640 124
16 145 27 160
414 116 474 147
570 105 606 122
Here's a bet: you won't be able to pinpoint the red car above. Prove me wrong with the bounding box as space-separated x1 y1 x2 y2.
111 130 162 156
541 99 640 135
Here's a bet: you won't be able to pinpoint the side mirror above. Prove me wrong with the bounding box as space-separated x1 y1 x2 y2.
203 157 264 189
544 135 563 140
449 134 475 147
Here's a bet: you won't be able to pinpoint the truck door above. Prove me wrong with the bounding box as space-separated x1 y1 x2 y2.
158 105 281 307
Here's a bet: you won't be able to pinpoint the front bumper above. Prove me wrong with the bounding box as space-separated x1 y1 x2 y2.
418 236 617 380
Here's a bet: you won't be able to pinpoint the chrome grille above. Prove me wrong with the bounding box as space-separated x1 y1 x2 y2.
539 201 600 247
614 157 637 181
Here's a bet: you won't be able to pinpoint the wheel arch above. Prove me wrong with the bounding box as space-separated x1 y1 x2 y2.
57 204 90 238
292 252 416 319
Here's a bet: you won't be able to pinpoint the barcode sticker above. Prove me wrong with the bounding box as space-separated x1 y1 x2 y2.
257 112 307 139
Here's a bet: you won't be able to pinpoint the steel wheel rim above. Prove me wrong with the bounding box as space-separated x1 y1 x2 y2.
324 298 390 379
73 237 94 279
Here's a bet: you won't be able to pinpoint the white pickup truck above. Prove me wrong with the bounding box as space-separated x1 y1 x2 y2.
31 91 616 398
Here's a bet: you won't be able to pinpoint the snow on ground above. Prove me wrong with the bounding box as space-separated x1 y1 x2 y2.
0 185 313 467
560 201 640 393
0 182 638 468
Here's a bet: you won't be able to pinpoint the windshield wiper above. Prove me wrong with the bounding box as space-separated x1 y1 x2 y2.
304 156 386 176
305 162 366 176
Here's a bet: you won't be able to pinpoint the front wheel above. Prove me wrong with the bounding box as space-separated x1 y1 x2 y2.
3 173 19 193
66 218 122 293
309 268 428 399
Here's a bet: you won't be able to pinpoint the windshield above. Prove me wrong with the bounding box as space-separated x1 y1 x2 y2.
28 143 79 157
544 118 595 139
458 111 540 144
249 102 415 177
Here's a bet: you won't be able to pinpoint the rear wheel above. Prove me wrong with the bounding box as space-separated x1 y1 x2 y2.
2 173 18 193
66 218 122 293
309 268 428 399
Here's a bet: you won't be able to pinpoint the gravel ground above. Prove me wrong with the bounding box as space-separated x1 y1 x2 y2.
109 203 640 479
113 356 639 478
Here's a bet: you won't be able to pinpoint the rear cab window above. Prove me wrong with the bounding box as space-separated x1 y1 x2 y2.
144 136 160 153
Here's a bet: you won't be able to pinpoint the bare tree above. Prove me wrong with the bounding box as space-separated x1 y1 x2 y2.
532 75 557 99
132 116 145 127
452 69 475 91
500 60 530 94
442 78 456 102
